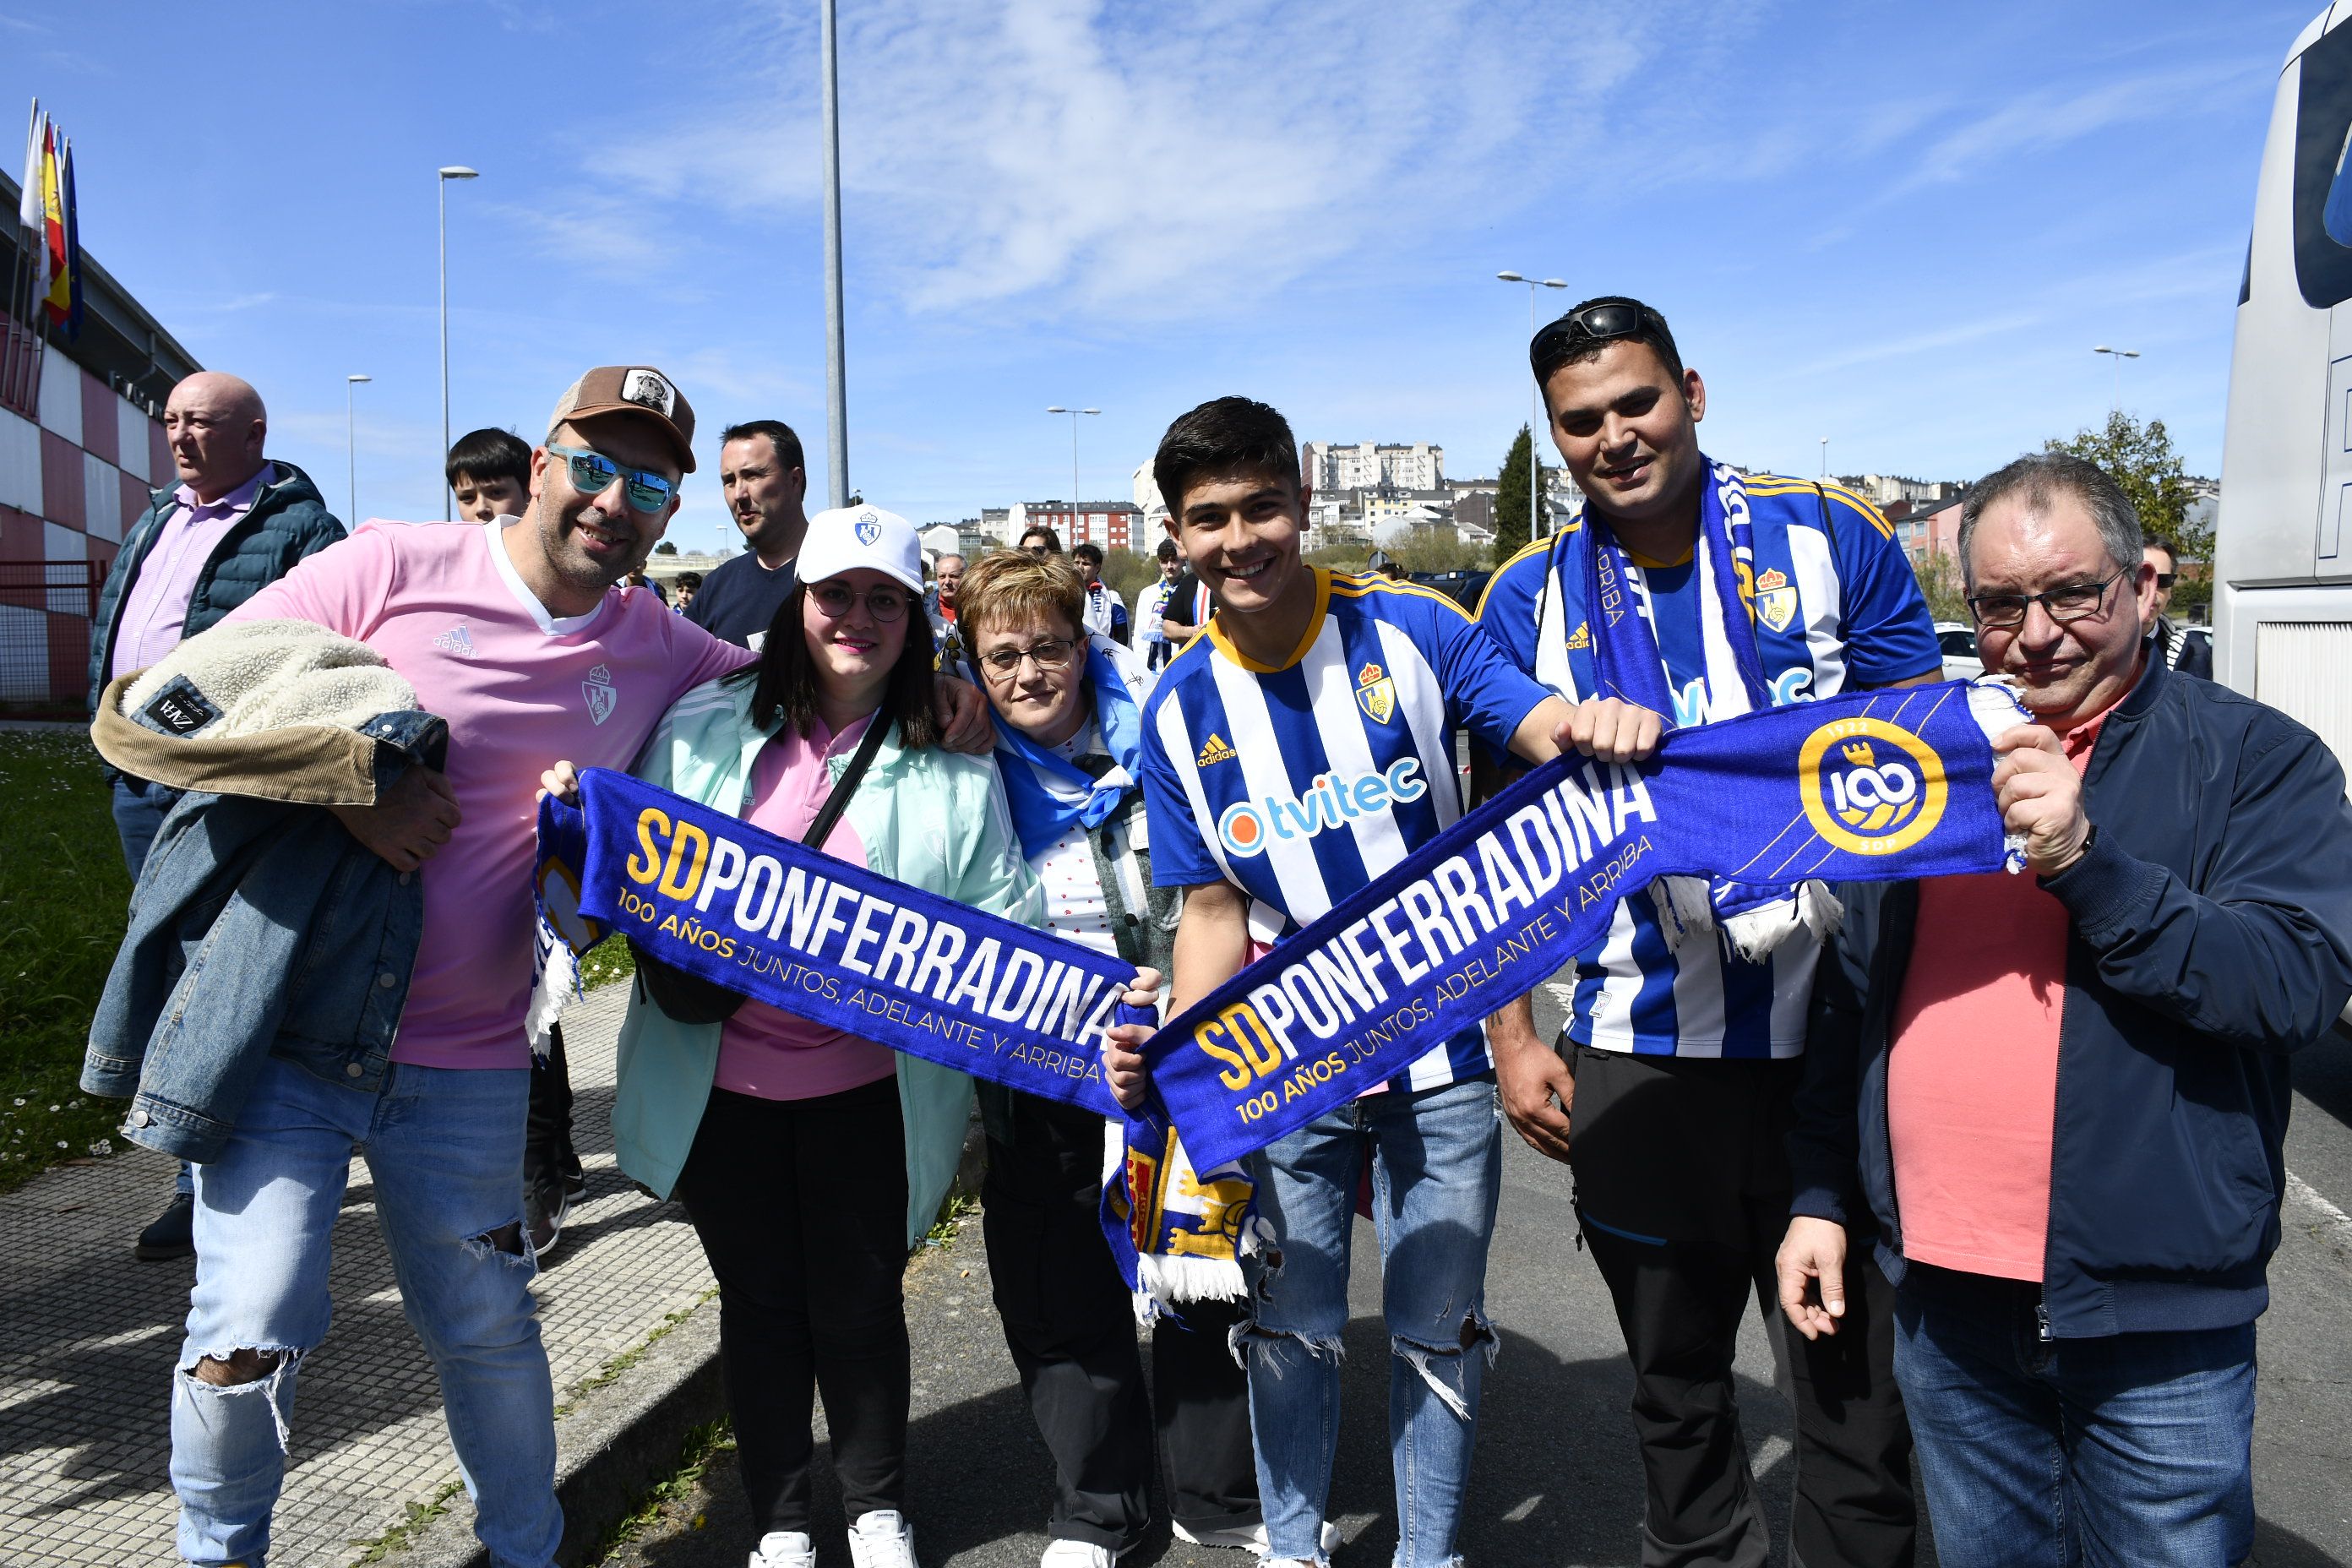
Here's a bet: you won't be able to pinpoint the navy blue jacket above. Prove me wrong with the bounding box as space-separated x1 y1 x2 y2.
1791 659 2352 1337
87 460 346 712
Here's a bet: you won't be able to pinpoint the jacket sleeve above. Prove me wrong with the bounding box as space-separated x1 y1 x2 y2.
951 758 1045 925
292 504 348 559
1788 888 1871 1226
2044 717 2352 1053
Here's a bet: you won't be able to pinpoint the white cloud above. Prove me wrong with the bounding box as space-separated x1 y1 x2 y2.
1890 62 2268 195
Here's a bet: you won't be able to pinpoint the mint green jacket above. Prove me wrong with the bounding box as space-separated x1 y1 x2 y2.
607 673 1041 1244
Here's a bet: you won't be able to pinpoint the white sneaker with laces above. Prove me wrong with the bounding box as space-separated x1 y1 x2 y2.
751 1530 815 1568
1039 1538 1120 1568
847 1509 921 1568
1172 1520 1343 1555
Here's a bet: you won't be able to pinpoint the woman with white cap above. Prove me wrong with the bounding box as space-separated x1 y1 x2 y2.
544 504 1157 1568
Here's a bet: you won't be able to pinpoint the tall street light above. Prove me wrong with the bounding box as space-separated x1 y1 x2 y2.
1820 436 1829 478
437 165 478 521
1498 272 1567 542
1047 406 1099 533
346 374 371 524
2092 344 2140 414
819 0 849 509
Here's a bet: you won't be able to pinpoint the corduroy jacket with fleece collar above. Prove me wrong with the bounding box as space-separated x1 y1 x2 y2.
86 458 346 715
81 620 446 1162
1789 657 2352 1337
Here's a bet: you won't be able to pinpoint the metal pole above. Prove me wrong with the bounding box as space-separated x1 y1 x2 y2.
820 0 849 509
438 176 449 520
1528 288 1541 544
348 378 357 522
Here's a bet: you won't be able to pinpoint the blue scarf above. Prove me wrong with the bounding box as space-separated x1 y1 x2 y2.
984 637 1146 859
536 680 2023 1290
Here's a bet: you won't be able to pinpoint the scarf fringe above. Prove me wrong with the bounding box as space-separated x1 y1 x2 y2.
1652 875 1844 961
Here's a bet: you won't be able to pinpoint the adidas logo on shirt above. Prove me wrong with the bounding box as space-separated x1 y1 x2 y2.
1195 732 1237 766
433 623 476 657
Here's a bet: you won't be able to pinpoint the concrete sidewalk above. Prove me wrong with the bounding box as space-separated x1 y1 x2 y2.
0 981 724 1567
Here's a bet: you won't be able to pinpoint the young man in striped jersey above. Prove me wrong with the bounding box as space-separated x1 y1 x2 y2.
1475 299 1941 1568
1111 396 1641 1568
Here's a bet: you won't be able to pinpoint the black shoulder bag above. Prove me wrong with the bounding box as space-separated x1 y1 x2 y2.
631 715 892 1025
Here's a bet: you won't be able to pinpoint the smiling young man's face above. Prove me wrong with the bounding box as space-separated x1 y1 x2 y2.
1166 466 1310 619
1541 338 1705 526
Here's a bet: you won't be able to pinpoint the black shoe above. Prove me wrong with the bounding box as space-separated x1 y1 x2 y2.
560 1143 586 1199
136 1192 196 1261
525 1171 572 1262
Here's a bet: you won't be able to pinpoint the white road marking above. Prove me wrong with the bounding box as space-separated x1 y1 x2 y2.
2285 1169 2352 1263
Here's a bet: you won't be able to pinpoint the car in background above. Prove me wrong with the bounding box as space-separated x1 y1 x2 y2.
1934 620 1981 680
1410 569 1493 611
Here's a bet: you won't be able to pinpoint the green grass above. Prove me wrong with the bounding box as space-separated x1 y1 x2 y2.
0 731 133 1194
581 932 636 989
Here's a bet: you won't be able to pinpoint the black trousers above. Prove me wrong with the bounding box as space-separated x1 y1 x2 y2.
981 1089 1257 1550
1569 1044 1915 1568
524 1022 579 1190
677 1078 912 1535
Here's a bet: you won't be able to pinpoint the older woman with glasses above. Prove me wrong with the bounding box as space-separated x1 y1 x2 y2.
544 511 1156 1568
956 550 1301 1568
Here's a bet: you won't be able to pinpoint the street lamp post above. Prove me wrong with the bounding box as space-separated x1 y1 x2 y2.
346 374 371 524
1820 437 1829 478
1046 406 1099 536
2092 345 2140 413
1497 272 1567 541
819 0 849 509
437 166 478 521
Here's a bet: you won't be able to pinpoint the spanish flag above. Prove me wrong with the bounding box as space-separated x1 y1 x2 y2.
37 117 69 330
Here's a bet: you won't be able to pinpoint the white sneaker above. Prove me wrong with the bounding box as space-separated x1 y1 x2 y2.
847 1509 921 1568
1041 1539 1121 1568
752 1531 815 1568
1173 1520 1343 1555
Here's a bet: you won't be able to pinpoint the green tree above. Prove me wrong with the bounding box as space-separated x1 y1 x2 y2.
1494 425 1553 562
2044 410 2208 565
1098 545 1153 606
1911 550 1969 624
1388 527 1489 574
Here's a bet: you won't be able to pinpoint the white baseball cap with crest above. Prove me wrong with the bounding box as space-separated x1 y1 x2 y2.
798 505 923 596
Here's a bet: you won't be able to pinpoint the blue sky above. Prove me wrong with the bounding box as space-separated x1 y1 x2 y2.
0 0 2311 553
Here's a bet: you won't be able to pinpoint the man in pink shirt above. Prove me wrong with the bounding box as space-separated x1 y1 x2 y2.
89 370 348 1263
1775 454 2352 1568
167 366 753 1568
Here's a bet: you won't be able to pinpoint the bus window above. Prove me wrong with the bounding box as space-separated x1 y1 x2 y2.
2295 18 2352 307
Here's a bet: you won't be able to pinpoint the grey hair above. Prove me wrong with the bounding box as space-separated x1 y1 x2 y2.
1956 452 2143 592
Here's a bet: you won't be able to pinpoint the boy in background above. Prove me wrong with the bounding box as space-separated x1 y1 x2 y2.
447 429 534 523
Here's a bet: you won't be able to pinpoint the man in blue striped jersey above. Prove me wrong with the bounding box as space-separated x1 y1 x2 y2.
1108 396 1648 1568
1475 298 1941 1568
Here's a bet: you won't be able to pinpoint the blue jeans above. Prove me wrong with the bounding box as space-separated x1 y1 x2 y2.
172 1054 559 1567
1240 1075 1502 1568
112 776 195 1200
1892 1272 2255 1568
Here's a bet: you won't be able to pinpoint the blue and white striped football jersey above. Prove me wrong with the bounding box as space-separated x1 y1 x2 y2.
1475 471 1941 1059
1140 569 1555 1092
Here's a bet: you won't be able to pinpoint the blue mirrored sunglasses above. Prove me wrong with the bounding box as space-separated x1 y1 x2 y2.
545 444 675 514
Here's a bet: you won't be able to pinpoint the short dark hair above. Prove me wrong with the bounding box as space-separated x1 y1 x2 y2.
1020 525 1064 553
2144 536 2179 569
1152 396 1300 518
676 571 704 591
1957 452 2144 592
720 419 806 475
1156 539 1178 563
745 582 939 749
1071 542 1103 565
1531 296 1685 388
444 427 531 487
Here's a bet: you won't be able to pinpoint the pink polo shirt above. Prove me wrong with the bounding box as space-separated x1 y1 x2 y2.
226 520 754 1068
712 714 896 1101
112 465 273 679
1886 709 2109 1282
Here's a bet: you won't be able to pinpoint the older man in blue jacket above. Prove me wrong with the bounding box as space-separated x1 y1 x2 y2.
1776 453 2352 1568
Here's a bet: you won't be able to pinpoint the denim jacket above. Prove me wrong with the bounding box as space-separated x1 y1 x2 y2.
83 661 446 1161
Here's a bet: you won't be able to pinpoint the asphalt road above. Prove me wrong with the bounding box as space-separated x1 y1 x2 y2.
602 980 2352 1568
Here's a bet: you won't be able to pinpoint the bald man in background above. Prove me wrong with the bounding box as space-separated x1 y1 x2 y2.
89 370 347 1260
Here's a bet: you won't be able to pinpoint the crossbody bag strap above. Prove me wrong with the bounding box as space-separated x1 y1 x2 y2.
803 711 891 848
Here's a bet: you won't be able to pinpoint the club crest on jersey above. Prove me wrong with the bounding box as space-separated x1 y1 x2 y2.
1195 732 1237 766
1564 621 1591 651
1217 760 1426 859
855 510 882 545
1353 661 1396 725
1754 567 1798 634
1798 716 1946 856
582 664 618 727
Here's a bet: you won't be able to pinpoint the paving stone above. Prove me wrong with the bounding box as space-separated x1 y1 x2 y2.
0 983 713 1566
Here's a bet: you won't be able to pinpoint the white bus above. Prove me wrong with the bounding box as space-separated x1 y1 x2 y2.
2215 4 2352 768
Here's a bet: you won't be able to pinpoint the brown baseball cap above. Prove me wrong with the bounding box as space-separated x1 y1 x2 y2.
546 366 697 473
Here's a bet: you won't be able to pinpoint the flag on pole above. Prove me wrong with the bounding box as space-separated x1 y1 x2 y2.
59 135 79 338
39 121 69 328
15 102 40 235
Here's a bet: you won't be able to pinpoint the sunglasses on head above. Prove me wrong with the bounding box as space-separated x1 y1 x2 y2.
1529 301 1670 378
545 444 675 514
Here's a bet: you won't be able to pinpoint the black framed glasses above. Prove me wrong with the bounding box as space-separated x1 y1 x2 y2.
977 637 1076 677
1967 568 2129 630
1530 301 1669 376
545 444 675 513
808 581 910 622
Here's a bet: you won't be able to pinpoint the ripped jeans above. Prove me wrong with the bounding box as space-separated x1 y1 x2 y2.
1240 1075 1501 1568
172 1055 559 1568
